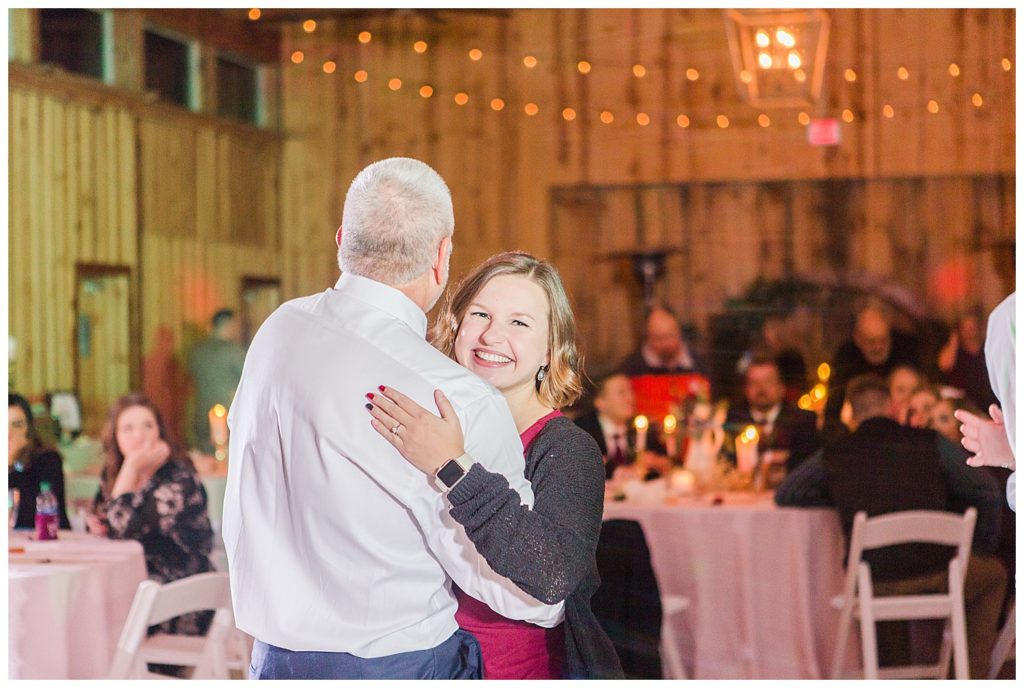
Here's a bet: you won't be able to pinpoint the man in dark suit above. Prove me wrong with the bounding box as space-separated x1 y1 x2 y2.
725 355 820 472
775 374 1006 678
576 373 666 480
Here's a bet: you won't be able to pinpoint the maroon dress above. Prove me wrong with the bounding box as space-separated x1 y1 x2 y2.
454 409 567 679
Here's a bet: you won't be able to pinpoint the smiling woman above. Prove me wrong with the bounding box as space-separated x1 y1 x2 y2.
366 251 623 679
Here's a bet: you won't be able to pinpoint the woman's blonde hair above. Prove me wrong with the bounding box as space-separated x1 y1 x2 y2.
431 251 585 409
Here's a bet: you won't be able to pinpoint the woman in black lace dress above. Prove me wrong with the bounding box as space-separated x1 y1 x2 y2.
89 393 214 636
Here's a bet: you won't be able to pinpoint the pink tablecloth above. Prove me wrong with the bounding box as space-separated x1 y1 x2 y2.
604 492 850 679
8 531 148 679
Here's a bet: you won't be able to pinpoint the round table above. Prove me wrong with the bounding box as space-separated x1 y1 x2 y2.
8 531 148 679
604 490 851 679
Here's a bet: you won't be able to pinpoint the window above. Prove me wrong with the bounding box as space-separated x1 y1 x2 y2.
39 8 105 79
144 29 192 109
217 56 259 125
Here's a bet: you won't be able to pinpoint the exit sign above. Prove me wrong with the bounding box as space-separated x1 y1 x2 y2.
807 118 841 146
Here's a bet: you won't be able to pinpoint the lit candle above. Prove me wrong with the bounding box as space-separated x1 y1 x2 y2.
662 414 678 458
736 424 759 474
633 414 649 453
209 404 229 461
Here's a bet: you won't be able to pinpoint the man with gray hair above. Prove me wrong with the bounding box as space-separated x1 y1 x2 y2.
223 158 560 678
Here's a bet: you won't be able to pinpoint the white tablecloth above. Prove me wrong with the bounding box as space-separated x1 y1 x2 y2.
604 492 850 679
8 531 148 679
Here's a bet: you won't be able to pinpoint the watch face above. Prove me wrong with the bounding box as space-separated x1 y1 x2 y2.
437 460 466 488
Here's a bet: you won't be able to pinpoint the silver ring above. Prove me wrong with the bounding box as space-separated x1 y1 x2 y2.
391 423 402 435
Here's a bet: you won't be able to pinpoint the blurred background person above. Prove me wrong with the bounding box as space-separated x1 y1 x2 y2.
89 393 214 639
725 354 820 473
619 305 705 377
824 305 920 432
188 308 246 453
735 312 808 405
938 309 999 412
888 364 925 425
906 384 941 429
8 393 71 530
575 373 668 480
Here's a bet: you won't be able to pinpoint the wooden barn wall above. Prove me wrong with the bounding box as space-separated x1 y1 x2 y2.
279 8 1015 376
8 67 284 437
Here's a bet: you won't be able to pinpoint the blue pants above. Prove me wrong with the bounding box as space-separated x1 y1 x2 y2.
249 629 483 679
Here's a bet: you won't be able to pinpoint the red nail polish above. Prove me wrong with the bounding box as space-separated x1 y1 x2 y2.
366 393 374 400
378 385 386 392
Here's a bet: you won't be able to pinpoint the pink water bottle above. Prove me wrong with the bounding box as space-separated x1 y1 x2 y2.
34 481 59 541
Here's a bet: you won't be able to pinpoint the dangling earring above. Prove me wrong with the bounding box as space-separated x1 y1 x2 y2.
536 366 548 382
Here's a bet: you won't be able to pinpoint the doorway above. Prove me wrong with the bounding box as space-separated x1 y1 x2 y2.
240 277 282 346
74 265 134 436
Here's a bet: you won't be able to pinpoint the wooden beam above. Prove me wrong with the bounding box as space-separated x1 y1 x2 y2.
140 9 280 64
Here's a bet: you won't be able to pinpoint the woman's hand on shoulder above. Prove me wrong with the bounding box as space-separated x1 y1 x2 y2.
366 386 465 475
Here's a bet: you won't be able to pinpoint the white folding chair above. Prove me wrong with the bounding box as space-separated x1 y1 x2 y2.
830 508 976 680
660 594 690 679
108 572 236 679
988 598 1015 679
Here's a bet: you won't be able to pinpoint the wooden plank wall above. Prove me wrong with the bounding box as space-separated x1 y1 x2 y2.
8 72 284 437
278 7 1015 376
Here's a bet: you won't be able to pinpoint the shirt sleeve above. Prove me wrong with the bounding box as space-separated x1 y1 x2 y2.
935 436 1002 554
774 450 831 507
445 427 605 605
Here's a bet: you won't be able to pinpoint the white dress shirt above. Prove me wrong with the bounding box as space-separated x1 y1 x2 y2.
597 414 629 458
985 292 1015 511
222 273 564 658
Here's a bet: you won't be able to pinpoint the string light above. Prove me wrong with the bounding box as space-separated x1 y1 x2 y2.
927 99 939 114
358 31 372 44
600 110 614 124
817 363 831 381
972 92 983 107
842 108 854 122
454 92 469 105
247 8 260 21
388 78 402 91
303 19 316 33
740 70 753 83
577 60 591 74
882 104 894 118
322 60 335 74
758 113 770 127
716 114 729 128
793 68 806 83
468 48 483 61
755 30 770 48
787 51 802 69
632 64 647 78
413 40 428 54
562 107 576 121
524 102 539 116
636 112 650 126
948 63 960 77
523 55 537 68
897 66 909 80
290 51 304 65
757 52 772 69
686 68 699 81
676 114 690 128
353 70 368 83
490 98 504 111
419 85 433 98
844 68 857 82
775 28 795 48
1002 58 1012 71
797 111 810 125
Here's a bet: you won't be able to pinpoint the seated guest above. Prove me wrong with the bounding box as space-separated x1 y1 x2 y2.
736 313 808 404
88 393 214 639
775 375 1006 679
824 305 920 432
938 309 999 412
575 373 666 479
618 305 705 376
8 393 71 530
725 355 820 472
906 384 941 429
887 364 924 425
